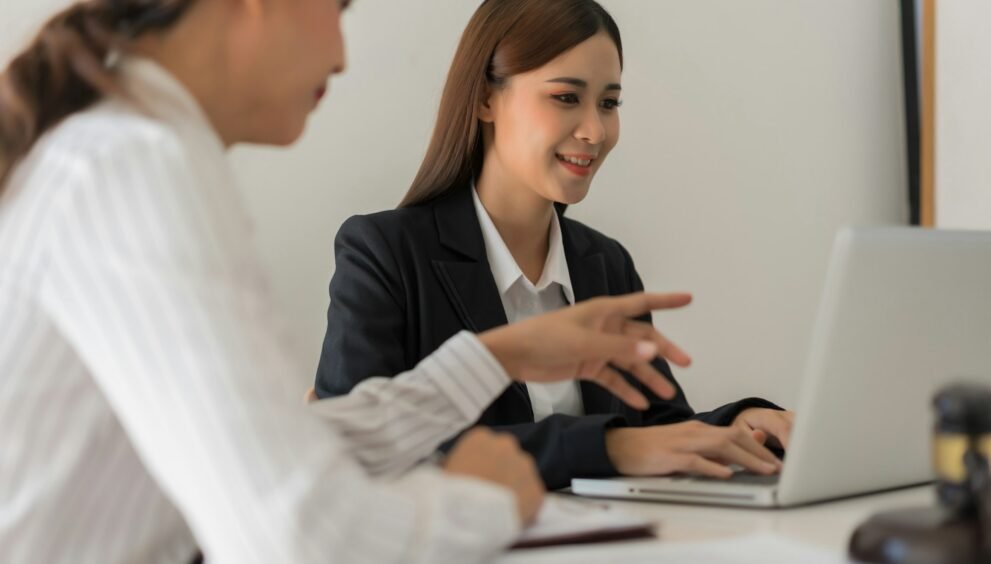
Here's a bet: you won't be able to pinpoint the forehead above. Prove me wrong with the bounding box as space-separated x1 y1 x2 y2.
519 32 622 85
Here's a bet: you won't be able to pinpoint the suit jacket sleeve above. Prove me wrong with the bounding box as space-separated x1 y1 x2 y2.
458 414 629 490
618 243 784 428
315 215 409 398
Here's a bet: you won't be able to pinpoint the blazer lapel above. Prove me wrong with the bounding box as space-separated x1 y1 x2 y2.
430 186 531 408
430 186 509 332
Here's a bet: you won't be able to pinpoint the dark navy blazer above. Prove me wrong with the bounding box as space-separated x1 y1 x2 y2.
315 185 779 489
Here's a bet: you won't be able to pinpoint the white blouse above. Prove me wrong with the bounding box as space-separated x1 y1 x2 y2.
471 187 585 421
0 58 519 564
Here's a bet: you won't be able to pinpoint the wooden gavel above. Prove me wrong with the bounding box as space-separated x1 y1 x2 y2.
849 383 991 564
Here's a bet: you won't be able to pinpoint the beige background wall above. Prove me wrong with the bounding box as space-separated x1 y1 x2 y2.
935 1 991 230
2 1 909 409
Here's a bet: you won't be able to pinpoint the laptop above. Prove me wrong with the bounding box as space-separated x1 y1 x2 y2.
572 227 991 508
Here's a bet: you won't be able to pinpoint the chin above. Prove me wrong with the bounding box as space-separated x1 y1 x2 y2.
260 110 309 146
271 122 308 146
553 183 592 206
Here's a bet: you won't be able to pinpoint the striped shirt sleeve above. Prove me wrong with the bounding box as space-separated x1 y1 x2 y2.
38 128 519 563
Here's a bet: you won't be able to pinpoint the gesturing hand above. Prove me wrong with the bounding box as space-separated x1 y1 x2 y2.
479 292 693 410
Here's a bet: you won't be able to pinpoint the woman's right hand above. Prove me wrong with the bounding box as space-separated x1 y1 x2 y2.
443 428 545 525
605 420 783 478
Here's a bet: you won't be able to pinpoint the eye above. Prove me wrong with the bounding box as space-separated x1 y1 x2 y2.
600 98 623 110
551 93 580 105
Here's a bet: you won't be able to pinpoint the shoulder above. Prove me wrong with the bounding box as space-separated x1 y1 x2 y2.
7 100 194 219
331 205 443 296
337 205 430 239
335 197 444 252
44 99 188 168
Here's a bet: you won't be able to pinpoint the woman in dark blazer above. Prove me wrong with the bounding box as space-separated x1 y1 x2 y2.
316 0 793 489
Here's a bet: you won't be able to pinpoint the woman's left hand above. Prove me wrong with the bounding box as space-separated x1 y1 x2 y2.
732 408 795 451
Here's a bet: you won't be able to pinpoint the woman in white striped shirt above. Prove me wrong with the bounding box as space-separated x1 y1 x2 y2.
0 1 693 562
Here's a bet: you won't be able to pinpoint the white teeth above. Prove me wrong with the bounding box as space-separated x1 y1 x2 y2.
557 154 592 167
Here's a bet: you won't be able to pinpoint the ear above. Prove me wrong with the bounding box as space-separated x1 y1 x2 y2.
477 88 497 124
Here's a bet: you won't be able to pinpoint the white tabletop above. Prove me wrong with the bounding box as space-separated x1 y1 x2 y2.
498 485 935 563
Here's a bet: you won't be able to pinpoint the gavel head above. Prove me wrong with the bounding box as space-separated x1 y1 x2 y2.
933 383 991 512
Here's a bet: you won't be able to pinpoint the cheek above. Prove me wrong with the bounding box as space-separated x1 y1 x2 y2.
512 104 571 161
603 116 621 155
303 3 343 64
496 105 544 161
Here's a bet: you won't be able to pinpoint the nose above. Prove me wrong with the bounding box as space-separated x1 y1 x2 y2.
330 23 348 75
574 105 606 145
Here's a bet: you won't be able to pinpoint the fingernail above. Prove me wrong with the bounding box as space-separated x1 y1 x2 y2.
635 341 657 359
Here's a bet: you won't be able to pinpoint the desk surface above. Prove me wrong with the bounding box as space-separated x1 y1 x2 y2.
499 485 934 562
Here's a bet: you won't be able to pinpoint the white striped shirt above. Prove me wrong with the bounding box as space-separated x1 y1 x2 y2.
0 57 519 564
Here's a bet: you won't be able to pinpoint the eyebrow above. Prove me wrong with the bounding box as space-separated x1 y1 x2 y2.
545 77 622 91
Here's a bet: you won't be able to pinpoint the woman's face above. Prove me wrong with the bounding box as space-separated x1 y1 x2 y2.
226 0 349 145
480 31 622 206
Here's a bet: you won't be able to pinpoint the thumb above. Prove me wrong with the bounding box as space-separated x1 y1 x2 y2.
751 429 768 445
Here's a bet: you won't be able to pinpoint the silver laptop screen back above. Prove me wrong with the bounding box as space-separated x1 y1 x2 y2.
778 227 991 505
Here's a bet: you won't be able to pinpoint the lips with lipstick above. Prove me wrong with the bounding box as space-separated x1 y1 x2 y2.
555 153 596 177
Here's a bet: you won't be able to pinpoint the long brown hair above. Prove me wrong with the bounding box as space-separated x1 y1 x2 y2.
0 0 194 188
398 0 622 208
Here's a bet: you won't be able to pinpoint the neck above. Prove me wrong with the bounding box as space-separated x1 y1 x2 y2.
476 156 556 284
128 5 238 147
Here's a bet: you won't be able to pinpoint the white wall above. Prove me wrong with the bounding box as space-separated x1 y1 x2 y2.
2 1 908 409
936 1 991 230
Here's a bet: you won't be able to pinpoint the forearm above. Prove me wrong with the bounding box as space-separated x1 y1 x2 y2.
309 332 512 477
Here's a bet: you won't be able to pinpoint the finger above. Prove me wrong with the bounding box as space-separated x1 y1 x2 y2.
683 454 734 479
624 359 677 400
587 366 649 410
726 442 779 475
734 420 768 447
572 330 659 367
576 359 608 381
772 414 792 450
732 426 781 465
592 321 691 369
621 320 692 368
587 292 694 320
752 412 793 451
721 436 780 474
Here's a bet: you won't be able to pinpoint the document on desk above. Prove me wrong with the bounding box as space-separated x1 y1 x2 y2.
511 497 655 549
500 531 847 563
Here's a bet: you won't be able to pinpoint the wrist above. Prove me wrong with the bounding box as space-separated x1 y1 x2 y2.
605 428 641 475
479 326 522 380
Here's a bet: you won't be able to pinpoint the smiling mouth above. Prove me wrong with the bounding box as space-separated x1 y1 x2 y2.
555 153 594 168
